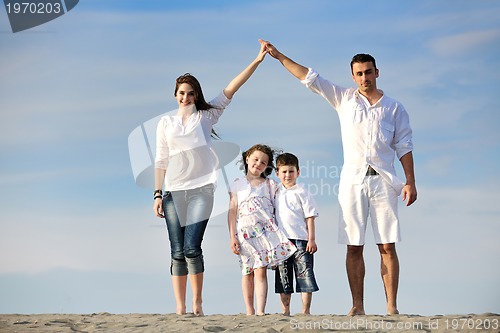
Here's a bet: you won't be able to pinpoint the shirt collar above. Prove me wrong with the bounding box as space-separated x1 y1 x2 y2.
280 183 302 191
355 89 385 106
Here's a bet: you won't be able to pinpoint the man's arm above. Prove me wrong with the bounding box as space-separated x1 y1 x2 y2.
259 39 308 80
400 152 417 206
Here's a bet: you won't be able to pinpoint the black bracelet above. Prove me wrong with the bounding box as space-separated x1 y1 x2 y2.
154 189 162 196
154 195 162 200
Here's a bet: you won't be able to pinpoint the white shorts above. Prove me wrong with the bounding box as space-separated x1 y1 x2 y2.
337 175 400 245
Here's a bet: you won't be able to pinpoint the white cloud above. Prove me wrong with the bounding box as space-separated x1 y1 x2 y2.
428 29 500 57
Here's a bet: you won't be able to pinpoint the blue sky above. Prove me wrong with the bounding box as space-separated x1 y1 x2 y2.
1 0 499 315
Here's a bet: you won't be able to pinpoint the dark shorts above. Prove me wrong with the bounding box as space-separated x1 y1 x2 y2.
274 239 319 294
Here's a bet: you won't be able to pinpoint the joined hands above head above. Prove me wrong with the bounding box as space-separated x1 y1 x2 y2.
258 39 280 59
258 38 308 80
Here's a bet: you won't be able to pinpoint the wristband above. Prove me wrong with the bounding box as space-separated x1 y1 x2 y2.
154 189 162 196
154 195 162 200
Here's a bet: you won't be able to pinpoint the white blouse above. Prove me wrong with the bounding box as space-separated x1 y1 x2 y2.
155 92 231 191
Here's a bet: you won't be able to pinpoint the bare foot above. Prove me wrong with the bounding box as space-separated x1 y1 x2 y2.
193 309 204 316
387 307 399 315
176 306 186 315
193 302 204 316
348 306 365 316
256 312 266 316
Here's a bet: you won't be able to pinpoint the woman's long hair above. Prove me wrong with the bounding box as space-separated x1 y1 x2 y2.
174 73 220 138
174 73 214 110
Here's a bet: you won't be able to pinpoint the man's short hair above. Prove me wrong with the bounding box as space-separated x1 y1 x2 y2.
350 53 377 73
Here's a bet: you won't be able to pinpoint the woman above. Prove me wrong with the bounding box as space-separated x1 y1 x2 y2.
153 41 268 316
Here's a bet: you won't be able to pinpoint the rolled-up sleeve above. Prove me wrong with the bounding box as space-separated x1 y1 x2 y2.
205 91 232 124
394 106 413 160
300 68 320 88
300 68 344 110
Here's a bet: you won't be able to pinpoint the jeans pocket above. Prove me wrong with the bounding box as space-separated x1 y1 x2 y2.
200 183 215 195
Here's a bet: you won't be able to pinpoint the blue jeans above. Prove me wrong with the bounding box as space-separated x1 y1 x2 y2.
275 239 319 293
162 184 214 276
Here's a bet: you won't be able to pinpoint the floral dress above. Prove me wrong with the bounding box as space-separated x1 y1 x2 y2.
230 177 296 275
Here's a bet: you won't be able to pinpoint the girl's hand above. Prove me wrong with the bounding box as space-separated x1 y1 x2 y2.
230 238 240 255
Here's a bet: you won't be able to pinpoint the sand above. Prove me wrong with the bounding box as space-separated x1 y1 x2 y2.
1 313 499 333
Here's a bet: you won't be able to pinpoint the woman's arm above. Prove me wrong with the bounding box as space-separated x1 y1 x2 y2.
222 41 268 100
153 168 166 218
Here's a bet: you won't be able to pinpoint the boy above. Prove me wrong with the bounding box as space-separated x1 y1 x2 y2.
274 152 319 315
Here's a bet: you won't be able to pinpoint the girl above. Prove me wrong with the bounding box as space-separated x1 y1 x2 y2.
153 42 268 316
228 144 296 315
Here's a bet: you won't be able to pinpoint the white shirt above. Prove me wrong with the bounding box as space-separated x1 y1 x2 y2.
301 68 413 193
275 183 319 241
155 92 231 191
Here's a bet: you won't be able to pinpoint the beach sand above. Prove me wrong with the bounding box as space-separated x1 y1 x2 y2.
1 313 499 333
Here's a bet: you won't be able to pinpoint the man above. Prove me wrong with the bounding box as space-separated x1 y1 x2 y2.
260 39 417 315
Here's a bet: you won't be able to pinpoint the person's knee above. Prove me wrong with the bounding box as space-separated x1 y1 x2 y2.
184 247 202 259
347 245 364 257
254 267 267 281
171 250 185 261
378 243 397 256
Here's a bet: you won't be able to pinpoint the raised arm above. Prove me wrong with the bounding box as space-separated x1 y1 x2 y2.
223 41 268 100
259 39 309 81
400 152 417 206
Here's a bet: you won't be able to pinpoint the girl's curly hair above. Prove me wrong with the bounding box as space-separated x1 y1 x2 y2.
241 144 282 178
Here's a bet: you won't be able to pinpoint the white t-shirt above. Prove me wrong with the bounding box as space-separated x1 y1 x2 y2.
275 183 319 241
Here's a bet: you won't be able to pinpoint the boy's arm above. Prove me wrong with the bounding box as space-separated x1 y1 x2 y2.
228 192 240 254
305 216 317 254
